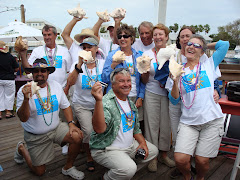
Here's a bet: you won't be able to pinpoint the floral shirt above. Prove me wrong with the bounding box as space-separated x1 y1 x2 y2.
89 89 142 149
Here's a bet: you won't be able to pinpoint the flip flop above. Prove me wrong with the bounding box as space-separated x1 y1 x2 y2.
6 114 15 119
86 161 95 172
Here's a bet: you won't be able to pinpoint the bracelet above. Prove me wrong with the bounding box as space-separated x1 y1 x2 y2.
75 64 83 73
68 120 76 125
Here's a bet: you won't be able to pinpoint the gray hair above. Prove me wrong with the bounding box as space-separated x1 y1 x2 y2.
138 21 153 33
42 24 57 35
110 68 130 84
189 34 207 52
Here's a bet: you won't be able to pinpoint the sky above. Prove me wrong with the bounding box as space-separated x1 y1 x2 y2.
0 0 239 37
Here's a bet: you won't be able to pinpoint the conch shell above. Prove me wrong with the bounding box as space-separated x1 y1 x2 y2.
136 55 152 74
112 50 126 63
67 3 88 19
14 36 28 52
78 50 95 64
96 10 110 22
110 8 126 18
157 44 177 70
27 81 40 98
169 55 185 80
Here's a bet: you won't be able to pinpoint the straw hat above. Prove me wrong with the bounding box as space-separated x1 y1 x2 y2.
74 28 99 44
0 41 9 53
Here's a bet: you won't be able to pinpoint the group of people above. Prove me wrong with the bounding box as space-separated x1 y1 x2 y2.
10 11 229 180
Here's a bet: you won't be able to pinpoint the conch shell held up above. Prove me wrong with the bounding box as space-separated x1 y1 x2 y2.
78 50 95 64
157 44 177 70
136 55 152 74
169 55 185 80
67 3 88 19
110 8 126 18
96 10 110 22
112 50 126 63
14 36 28 52
27 81 41 99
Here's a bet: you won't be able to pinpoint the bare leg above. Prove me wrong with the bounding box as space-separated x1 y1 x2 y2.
18 143 46 176
174 152 191 180
84 143 94 171
195 155 209 180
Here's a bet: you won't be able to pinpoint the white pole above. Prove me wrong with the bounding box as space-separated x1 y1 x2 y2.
155 0 167 25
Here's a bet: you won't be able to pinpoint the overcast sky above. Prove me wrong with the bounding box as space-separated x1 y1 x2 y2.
0 0 239 37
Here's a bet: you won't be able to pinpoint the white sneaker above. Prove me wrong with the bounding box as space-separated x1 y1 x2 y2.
62 144 68 155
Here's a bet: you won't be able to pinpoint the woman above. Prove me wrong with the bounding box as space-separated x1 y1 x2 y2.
169 35 229 180
141 24 175 172
102 23 145 121
66 37 105 172
0 41 19 119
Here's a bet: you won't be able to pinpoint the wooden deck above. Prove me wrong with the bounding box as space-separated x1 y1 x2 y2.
0 113 240 180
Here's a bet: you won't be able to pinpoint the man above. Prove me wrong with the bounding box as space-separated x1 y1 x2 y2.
90 68 158 180
14 58 84 180
20 24 72 88
132 21 155 54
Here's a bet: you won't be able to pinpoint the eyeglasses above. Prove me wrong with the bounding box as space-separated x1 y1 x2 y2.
187 42 202 49
117 34 132 39
33 68 48 73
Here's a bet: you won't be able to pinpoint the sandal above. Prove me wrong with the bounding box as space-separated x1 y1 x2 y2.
62 166 84 180
6 114 15 119
14 141 24 164
86 161 95 172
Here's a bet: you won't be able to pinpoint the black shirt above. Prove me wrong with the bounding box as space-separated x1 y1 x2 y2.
0 52 19 80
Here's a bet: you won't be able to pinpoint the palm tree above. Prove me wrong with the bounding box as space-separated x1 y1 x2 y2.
204 24 210 34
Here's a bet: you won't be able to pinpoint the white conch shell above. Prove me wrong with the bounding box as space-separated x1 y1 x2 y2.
67 3 88 19
96 10 110 22
14 36 28 52
112 50 126 63
157 44 177 70
27 81 40 98
169 55 185 80
110 8 126 18
136 55 152 74
78 50 95 64
26 73 33 79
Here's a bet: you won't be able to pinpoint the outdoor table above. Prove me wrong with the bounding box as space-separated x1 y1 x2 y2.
15 75 32 95
219 95 240 180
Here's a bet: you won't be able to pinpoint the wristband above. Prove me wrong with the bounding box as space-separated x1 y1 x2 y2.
75 64 83 73
68 120 76 125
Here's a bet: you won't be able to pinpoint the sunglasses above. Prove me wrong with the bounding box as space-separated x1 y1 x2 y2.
187 42 202 49
117 34 132 39
33 68 48 73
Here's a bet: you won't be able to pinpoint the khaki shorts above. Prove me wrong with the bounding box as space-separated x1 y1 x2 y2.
175 117 224 158
24 122 69 166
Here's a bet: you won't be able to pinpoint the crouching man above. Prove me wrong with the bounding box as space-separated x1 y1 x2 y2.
90 68 158 180
14 58 84 180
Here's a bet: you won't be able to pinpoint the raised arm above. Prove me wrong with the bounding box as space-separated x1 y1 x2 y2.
113 17 124 44
91 82 107 134
61 17 83 50
92 18 104 39
212 40 230 68
19 49 31 70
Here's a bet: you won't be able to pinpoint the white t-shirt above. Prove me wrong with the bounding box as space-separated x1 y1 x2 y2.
99 37 119 58
16 80 70 134
70 57 105 110
108 98 135 149
69 42 105 64
143 49 168 96
28 45 72 88
132 38 155 54
168 56 224 125
125 55 137 97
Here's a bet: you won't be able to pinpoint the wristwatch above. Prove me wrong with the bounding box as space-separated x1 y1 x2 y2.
75 64 83 73
68 120 76 125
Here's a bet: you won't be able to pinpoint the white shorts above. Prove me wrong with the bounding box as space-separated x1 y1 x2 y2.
175 117 224 158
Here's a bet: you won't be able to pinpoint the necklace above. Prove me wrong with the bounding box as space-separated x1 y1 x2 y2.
179 62 201 109
36 83 53 126
115 98 134 127
122 49 136 76
84 59 99 87
44 45 58 67
153 47 159 66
